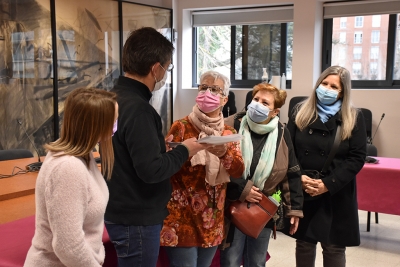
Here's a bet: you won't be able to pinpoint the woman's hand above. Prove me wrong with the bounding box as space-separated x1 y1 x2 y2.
207 144 227 157
245 186 263 203
289 216 300 235
303 175 328 197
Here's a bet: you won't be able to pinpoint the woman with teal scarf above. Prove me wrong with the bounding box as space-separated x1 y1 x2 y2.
220 83 304 267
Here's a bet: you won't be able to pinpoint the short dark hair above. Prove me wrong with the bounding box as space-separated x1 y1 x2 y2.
122 27 174 77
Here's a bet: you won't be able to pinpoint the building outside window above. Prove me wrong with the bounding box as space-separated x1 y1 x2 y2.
353 62 362 76
371 30 380 43
372 15 381 27
339 32 346 43
353 47 362 59
355 16 364 27
354 32 363 44
370 46 379 60
370 62 378 79
340 17 347 28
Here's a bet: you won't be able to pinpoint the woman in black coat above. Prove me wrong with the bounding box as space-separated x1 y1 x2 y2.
287 66 366 267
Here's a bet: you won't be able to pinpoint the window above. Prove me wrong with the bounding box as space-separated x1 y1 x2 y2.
339 47 346 60
194 23 293 88
372 15 381 27
394 14 400 80
371 30 380 43
352 62 362 76
340 17 347 28
353 47 362 59
355 16 364 27
339 32 346 43
323 1 400 87
370 62 378 79
354 32 363 44
370 46 379 59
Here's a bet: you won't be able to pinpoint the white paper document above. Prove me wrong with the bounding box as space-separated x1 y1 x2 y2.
196 134 243 145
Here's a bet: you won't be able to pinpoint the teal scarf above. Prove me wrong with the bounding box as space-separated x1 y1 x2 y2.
238 114 279 190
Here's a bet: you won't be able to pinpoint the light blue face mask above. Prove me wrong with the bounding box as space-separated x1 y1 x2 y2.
316 85 339 105
247 100 270 123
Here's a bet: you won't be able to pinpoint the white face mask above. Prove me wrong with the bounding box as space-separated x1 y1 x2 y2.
153 65 168 92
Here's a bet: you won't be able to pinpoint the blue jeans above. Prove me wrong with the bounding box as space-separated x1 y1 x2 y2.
164 246 218 267
220 227 272 267
105 221 162 267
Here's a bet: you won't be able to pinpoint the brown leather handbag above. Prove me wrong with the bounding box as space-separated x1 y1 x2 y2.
229 193 279 239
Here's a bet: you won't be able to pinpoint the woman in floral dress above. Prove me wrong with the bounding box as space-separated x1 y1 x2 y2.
160 70 244 267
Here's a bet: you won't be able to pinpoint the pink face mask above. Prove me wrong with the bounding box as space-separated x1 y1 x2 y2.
196 90 221 113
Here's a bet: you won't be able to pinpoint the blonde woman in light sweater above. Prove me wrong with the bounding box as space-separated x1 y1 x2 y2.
24 88 118 267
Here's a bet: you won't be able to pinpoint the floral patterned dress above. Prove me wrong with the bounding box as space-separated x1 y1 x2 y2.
160 117 244 248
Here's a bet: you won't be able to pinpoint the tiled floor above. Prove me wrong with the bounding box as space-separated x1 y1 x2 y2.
266 210 400 266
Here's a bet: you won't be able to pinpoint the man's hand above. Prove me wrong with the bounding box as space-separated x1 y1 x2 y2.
165 135 173 151
181 137 210 157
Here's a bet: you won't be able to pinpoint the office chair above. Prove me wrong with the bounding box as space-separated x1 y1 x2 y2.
0 149 34 161
223 91 237 118
288 96 308 119
359 107 379 231
360 108 378 157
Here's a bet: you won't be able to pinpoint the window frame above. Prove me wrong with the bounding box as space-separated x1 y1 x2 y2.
322 14 400 89
371 30 380 43
192 23 292 89
355 16 364 27
354 31 363 44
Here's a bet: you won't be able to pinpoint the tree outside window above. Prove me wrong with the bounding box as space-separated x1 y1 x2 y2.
194 22 293 87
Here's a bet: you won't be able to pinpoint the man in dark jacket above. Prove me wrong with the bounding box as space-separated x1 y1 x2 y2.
104 27 207 267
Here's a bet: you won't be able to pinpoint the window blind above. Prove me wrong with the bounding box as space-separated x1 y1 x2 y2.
324 0 400 18
192 6 293 27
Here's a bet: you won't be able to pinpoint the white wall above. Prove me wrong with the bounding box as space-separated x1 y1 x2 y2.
171 0 400 158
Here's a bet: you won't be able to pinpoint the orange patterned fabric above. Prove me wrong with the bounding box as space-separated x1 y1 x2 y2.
160 117 244 248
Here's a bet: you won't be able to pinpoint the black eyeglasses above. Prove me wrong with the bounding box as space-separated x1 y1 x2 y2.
198 84 225 96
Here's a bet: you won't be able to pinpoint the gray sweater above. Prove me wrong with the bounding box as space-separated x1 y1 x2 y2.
24 151 109 267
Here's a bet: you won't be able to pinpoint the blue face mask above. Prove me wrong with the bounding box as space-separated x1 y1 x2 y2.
247 100 270 123
316 85 339 105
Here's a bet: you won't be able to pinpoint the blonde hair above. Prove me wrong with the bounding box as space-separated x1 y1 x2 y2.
294 66 358 140
252 83 287 108
200 70 231 96
45 88 117 180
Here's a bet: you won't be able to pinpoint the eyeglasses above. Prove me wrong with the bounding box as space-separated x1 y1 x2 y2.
160 63 174 72
198 84 225 96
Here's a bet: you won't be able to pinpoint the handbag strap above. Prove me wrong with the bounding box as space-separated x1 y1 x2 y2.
320 123 342 176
